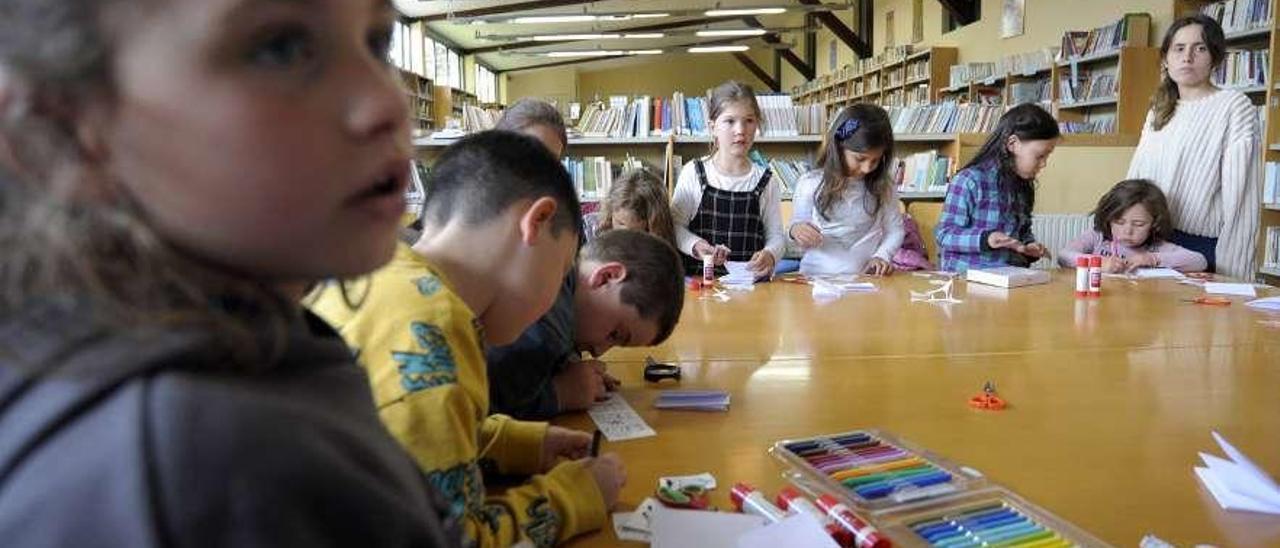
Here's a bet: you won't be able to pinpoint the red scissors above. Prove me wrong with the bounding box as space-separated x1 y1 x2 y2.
969 381 1007 411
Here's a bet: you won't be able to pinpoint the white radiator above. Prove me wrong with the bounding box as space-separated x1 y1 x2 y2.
1030 213 1092 270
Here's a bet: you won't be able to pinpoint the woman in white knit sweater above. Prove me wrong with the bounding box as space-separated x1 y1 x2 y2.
1127 14 1260 279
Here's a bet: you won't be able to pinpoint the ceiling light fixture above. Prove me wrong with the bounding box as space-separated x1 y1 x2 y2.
705 8 787 16
545 50 625 57
695 29 768 37
531 34 621 41
688 45 750 53
511 15 599 24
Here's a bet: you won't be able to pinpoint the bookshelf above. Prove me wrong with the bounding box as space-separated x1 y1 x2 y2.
399 71 435 137
1259 0 1280 283
794 47 958 120
431 85 477 129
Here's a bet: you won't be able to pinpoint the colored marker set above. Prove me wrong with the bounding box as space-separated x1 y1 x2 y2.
772 430 977 509
769 429 1110 547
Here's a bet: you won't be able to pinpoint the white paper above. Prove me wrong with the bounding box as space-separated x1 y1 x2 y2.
1192 431 1280 515
1205 282 1257 297
910 278 963 304
721 261 757 287
650 507 766 548
811 278 877 301
588 393 656 441
1133 267 1186 279
613 498 661 543
660 472 718 491
736 513 840 548
1245 296 1280 311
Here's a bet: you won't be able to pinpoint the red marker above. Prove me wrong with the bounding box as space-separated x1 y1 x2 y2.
816 494 891 548
729 483 787 522
777 487 853 546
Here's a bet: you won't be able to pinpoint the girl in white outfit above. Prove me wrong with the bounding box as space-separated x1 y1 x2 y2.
790 104 904 277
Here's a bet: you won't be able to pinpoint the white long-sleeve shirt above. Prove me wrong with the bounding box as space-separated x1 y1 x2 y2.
671 158 786 261
789 170 905 276
1126 89 1260 279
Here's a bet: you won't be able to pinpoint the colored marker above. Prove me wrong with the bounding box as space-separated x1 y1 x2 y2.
816 494 891 548
776 487 851 546
730 483 787 522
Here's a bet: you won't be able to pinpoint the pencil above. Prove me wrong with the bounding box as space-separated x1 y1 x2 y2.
590 429 603 457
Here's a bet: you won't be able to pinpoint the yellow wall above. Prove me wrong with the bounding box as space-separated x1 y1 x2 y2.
504 66 579 108
1035 146 1136 214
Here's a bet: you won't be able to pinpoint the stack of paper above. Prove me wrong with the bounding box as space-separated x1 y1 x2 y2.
650 507 766 548
1194 431 1280 514
1205 282 1258 298
654 390 731 411
812 278 878 301
1133 267 1185 279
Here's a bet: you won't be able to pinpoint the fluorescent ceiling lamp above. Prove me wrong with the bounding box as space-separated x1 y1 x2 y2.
705 8 786 16
546 50 624 57
532 34 620 41
695 29 767 37
688 45 750 53
623 33 666 38
633 13 670 18
512 15 598 24
628 50 663 55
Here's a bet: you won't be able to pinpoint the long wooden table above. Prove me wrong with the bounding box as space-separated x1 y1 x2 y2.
558 273 1280 547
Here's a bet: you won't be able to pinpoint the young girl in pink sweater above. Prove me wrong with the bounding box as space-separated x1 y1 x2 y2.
1059 179 1207 273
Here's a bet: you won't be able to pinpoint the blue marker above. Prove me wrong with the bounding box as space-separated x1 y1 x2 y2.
854 470 953 499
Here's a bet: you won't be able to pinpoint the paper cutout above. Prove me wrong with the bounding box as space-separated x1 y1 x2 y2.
721 261 757 289
910 278 963 304
613 497 662 543
1193 431 1280 514
811 277 877 301
1245 296 1280 312
588 393 656 442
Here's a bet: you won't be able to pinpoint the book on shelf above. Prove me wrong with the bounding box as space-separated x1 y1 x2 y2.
459 105 500 132
561 155 644 201
1058 67 1117 104
966 266 1052 288
949 62 996 88
997 48 1060 76
1264 162 1280 205
759 156 813 200
1199 0 1272 35
1059 113 1117 134
1057 13 1150 61
1265 226 1280 271
974 87 1004 106
758 94 800 137
1009 79 1050 106
893 151 951 193
1213 48 1269 89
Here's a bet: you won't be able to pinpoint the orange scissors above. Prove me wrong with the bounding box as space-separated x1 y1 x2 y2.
969 381 1007 411
1183 296 1231 306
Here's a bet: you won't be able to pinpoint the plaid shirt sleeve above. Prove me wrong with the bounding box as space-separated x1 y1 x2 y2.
935 167 989 254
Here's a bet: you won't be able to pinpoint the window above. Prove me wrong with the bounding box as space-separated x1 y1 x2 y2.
476 65 496 103
390 21 404 68
435 42 449 88
448 50 461 90
424 36 437 82
409 22 424 76
943 0 981 33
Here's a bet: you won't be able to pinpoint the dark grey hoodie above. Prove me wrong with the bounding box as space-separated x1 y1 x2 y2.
0 300 461 547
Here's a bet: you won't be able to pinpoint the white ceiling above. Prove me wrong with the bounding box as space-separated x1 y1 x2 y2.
394 0 855 72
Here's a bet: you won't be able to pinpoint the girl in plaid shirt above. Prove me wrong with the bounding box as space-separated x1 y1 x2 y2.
935 104 1061 272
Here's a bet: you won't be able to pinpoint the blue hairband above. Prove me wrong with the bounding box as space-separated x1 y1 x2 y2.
835 118 861 141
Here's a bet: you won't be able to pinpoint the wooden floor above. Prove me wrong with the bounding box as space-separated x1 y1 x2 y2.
557 273 1280 547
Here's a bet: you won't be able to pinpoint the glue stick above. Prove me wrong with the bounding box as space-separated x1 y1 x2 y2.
701 253 715 287
1088 255 1103 297
776 487 851 546
729 483 787 523
815 494 891 548
1074 255 1090 297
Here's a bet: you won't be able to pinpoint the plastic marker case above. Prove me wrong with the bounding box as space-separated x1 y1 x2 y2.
870 488 1109 547
770 429 985 511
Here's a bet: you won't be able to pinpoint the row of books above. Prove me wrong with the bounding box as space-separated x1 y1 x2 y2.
1199 0 1272 35
459 105 500 133
949 62 998 88
1058 14 1147 60
796 103 828 136
1213 49 1269 89
1059 115 1117 134
1059 69 1117 104
561 155 645 201
885 103 1004 134
906 58 931 82
1009 79 1051 106
1263 162 1280 206
1263 226 1280 272
758 94 802 137
763 156 814 200
892 151 951 193
996 48 1059 77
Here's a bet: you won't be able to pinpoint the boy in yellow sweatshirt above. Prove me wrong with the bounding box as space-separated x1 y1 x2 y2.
311 131 624 546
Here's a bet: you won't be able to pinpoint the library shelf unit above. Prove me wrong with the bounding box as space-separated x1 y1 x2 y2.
398 70 435 137
431 85 477 128
1052 45 1161 135
1259 0 1280 283
794 47 959 119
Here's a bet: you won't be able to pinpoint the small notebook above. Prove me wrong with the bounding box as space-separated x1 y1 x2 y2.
654 390 731 411
965 266 1051 288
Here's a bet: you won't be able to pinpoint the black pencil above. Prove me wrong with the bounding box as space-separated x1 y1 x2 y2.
590 429 603 457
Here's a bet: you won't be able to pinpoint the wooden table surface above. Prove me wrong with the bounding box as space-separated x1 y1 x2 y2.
556 273 1280 547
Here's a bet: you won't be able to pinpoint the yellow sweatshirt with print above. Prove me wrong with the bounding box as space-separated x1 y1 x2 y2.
310 244 606 547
